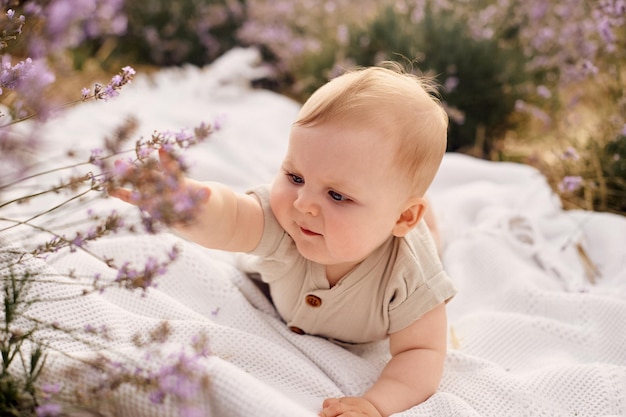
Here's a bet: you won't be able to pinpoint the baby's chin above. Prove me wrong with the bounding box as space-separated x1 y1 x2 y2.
292 243 326 264
291 234 367 269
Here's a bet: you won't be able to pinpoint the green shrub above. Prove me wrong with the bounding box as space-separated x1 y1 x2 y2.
76 0 246 69
344 3 529 153
603 134 626 212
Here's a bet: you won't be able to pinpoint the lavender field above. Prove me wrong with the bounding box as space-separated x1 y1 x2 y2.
0 1 625 416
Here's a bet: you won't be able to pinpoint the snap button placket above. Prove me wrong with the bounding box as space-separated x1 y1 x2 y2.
305 294 322 307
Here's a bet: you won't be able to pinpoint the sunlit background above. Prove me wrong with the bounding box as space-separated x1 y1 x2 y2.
2 0 625 214
0 2 625 416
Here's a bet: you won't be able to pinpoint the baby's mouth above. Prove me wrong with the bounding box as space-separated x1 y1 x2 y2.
300 227 321 236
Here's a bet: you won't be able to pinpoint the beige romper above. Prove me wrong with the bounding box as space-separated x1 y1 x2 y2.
238 185 457 344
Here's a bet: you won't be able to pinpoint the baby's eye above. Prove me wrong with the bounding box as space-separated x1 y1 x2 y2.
287 173 304 184
328 190 348 202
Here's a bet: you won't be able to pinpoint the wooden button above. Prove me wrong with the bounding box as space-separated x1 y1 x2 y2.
289 326 305 335
305 294 322 307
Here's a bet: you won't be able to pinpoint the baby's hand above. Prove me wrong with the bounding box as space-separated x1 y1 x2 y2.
108 148 210 227
319 397 383 417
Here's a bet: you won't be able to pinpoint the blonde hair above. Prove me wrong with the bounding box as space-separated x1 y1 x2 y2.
294 63 448 196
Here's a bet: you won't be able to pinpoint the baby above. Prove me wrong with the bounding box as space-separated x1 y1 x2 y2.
111 63 456 417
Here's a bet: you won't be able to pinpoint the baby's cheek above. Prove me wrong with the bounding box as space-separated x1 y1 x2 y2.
329 227 370 258
270 189 292 221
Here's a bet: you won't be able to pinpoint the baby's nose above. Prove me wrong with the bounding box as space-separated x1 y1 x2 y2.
293 190 319 216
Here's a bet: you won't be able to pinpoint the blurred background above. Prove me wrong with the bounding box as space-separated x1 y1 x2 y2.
2 0 625 215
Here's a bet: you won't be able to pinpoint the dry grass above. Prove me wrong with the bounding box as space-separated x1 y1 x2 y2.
497 76 625 216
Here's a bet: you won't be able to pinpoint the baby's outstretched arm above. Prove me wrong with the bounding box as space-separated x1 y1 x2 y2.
320 303 448 417
109 148 264 252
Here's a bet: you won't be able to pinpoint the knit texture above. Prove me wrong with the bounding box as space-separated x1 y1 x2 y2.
1 48 624 416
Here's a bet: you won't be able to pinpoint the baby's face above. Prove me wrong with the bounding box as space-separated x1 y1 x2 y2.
270 120 412 276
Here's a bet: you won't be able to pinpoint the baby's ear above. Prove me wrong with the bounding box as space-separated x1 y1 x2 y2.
392 198 427 237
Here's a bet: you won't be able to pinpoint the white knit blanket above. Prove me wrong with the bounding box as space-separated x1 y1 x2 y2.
2 48 625 416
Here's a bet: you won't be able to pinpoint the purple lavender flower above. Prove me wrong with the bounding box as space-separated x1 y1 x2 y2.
24 3 43 15
110 74 123 87
136 146 152 160
69 233 85 252
88 66 135 101
561 147 580 160
36 403 62 417
536 85 552 99
39 383 62 403
111 160 128 177
1 57 36 92
213 113 227 130
167 246 180 261
143 256 164 276
86 226 98 240
558 175 584 192
90 148 103 159
0 56 55 119
153 351 206 399
174 129 194 148
180 406 204 417
529 1 549 20
582 60 599 76
102 85 119 101
336 24 349 45
596 16 616 44
149 390 166 404
158 372 199 401
113 255 173 291
173 191 197 214
41 0 127 53
444 76 460 92
146 347 211 416
160 141 175 153
41 383 62 395
122 66 136 77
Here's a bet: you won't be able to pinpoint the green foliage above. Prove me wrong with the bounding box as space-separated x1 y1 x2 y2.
344 3 528 152
603 134 626 213
71 0 533 154
40 0 626 215
0 270 44 417
77 0 246 69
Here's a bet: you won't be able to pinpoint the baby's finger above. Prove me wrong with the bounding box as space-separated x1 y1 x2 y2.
114 158 135 173
320 398 347 417
322 398 341 408
158 147 181 173
107 187 134 203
